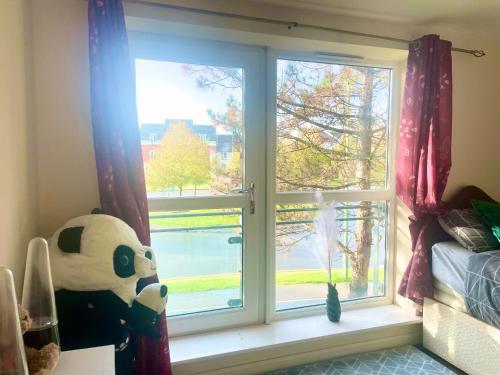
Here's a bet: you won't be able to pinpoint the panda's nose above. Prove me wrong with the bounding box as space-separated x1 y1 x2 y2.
135 255 156 277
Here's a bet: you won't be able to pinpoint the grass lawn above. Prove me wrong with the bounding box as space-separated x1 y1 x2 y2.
150 210 240 228
161 267 385 293
150 211 385 295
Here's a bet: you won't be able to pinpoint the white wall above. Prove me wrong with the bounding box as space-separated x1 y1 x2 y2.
31 0 100 237
0 0 38 292
28 0 500 308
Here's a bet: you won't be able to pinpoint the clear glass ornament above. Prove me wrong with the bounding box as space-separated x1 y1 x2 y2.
0 267 29 375
21 238 60 373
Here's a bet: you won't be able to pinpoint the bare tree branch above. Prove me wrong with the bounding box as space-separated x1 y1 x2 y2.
337 240 353 259
277 103 359 136
276 175 359 190
279 99 359 119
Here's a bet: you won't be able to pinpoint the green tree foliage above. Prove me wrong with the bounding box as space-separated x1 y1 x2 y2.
225 151 242 183
276 62 389 297
183 61 390 298
184 65 243 194
184 64 243 150
276 63 389 191
208 96 243 152
146 123 211 196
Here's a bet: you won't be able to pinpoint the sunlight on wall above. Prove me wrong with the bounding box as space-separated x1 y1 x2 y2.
0 0 37 292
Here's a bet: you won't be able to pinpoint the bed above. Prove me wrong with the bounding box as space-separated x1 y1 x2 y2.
422 186 500 375
431 241 471 313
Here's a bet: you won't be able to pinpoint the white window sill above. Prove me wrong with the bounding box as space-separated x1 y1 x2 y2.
170 304 422 375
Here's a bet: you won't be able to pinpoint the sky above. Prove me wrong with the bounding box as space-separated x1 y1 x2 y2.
135 59 240 125
136 58 390 127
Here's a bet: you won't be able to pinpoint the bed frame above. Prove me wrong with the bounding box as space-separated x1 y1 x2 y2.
422 186 500 375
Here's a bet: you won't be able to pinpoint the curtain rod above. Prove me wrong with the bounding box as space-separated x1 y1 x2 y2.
125 0 486 57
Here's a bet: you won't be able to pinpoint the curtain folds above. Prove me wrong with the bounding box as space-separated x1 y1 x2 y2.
396 34 453 307
88 0 172 373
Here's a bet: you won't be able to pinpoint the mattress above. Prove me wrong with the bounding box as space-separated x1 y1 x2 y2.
433 279 467 312
431 241 474 296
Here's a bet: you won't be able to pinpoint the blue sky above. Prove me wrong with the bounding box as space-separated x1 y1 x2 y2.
135 59 238 125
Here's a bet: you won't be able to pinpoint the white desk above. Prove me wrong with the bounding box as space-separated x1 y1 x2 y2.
55 345 115 374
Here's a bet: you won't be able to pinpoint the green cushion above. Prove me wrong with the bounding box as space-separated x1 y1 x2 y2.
472 199 500 243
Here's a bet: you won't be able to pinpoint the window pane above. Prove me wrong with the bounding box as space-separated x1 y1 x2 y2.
276 59 391 192
150 209 243 316
275 202 387 311
136 59 244 197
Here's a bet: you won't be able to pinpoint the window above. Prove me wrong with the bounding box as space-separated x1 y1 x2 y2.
132 35 265 335
150 208 244 315
132 34 397 335
271 58 393 312
275 202 387 311
275 60 390 192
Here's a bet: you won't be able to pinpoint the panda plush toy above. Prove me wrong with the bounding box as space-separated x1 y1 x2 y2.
48 212 167 375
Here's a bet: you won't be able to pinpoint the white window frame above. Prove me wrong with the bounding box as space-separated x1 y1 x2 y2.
130 33 267 336
264 50 401 323
129 31 402 336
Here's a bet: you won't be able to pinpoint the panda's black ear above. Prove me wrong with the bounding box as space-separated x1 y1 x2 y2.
91 208 104 215
58 227 84 253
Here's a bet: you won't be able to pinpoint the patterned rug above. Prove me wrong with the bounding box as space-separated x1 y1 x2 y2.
265 346 457 375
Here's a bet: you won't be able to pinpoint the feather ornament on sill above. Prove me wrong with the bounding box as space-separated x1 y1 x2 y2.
313 191 341 322
313 191 338 284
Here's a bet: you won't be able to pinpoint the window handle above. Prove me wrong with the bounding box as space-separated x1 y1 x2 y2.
232 183 255 214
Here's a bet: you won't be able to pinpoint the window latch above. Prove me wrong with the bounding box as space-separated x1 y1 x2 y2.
232 182 255 214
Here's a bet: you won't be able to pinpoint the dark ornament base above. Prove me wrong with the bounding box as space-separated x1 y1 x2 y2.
326 282 341 322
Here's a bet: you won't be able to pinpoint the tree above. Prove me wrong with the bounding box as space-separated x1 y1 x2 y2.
277 63 389 297
225 151 242 183
183 61 390 297
184 64 243 150
208 96 243 152
146 123 211 196
184 65 243 194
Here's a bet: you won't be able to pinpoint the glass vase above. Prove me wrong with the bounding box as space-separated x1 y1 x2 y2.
326 282 341 322
21 238 60 374
0 267 29 375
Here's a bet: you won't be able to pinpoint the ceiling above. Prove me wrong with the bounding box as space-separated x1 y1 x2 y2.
251 0 500 34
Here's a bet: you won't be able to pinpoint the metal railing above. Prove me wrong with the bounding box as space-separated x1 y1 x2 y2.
148 204 386 231
150 210 242 233
149 203 386 293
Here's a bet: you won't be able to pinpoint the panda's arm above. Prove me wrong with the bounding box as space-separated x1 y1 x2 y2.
90 291 133 321
130 284 168 339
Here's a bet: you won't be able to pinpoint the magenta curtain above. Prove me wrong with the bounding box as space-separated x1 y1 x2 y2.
396 34 453 307
88 1 172 374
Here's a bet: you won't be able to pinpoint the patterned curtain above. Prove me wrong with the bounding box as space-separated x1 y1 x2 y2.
88 1 172 373
396 34 453 308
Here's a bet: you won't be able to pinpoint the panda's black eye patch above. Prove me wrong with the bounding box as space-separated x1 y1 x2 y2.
145 250 152 260
113 245 135 278
58 226 84 253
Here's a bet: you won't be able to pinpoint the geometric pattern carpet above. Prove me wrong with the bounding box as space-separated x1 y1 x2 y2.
265 346 457 374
